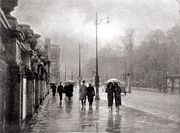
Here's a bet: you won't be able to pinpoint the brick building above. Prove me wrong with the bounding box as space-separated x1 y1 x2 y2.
0 1 50 132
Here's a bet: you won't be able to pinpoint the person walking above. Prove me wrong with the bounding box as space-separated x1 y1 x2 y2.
51 83 56 96
106 83 114 111
79 80 87 108
64 85 68 102
57 83 64 103
87 84 95 107
113 83 122 110
66 84 74 102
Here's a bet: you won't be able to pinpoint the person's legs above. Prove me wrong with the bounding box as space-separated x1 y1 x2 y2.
53 91 55 96
59 93 62 101
89 96 93 106
81 99 84 108
84 95 86 105
65 95 68 102
89 101 92 106
108 105 112 112
116 105 119 111
91 98 94 106
89 101 91 106
87 96 90 106
68 97 71 102
115 94 120 107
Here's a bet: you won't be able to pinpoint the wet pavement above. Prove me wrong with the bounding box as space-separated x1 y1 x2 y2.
122 89 180 123
22 87 180 133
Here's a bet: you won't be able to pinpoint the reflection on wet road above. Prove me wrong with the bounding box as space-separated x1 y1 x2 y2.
22 89 180 133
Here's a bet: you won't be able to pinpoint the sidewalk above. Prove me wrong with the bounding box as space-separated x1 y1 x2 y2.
22 87 180 133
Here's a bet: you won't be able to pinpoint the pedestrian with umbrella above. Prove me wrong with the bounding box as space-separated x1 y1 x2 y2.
113 82 122 110
67 84 74 102
105 82 114 111
87 83 95 108
57 82 64 103
105 78 123 111
64 84 68 102
63 80 75 102
51 83 56 96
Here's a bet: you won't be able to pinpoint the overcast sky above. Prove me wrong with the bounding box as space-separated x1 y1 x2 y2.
12 0 180 76
13 0 179 46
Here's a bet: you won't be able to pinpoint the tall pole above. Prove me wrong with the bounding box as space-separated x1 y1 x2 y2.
125 59 127 85
71 71 73 80
95 13 100 100
65 66 66 81
78 43 82 87
59 48 61 82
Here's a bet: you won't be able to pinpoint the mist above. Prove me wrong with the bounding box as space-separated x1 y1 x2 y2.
12 0 180 76
13 0 179 44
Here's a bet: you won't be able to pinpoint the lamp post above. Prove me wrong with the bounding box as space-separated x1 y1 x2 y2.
95 13 109 100
78 43 82 87
64 65 66 81
71 71 73 80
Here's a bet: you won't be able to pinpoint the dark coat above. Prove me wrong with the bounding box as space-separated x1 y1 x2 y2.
51 84 56 93
87 85 95 103
65 85 73 97
57 85 64 94
106 84 114 107
114 86 122 106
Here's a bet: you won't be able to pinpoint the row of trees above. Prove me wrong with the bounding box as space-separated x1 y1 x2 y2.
83 24 180 91
132 24 180 90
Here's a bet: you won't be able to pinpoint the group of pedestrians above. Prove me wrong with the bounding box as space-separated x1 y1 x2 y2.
79 80 95 109
51 80 122 111
51 83 74 103
79 80 122 111
106 82 122 111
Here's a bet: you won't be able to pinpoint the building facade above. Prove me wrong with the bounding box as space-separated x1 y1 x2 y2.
0 1 50 132
47 42 61 84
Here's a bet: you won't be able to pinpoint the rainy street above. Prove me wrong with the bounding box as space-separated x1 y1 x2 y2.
20 87 180 133
2 0 180 133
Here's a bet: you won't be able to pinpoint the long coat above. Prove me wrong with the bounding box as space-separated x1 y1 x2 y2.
65 85 73 98
79 84 87 100
106 85 114 107
51 84 56 96
114 86 122 106
87 85 95 103
57 85 64 94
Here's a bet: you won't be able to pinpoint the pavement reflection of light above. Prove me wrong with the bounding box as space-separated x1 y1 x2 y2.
21 86 180 133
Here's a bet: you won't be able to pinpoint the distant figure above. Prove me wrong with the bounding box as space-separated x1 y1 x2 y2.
79 80 87 108
106 83 114 111
113 83 122 110
66 84 74 102
57 83 64 103
87 84 95 107
51 83 56 96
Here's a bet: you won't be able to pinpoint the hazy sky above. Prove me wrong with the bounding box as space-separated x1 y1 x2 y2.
12 0 180 76
13 0 179 47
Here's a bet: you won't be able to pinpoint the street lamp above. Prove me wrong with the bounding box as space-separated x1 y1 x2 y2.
64 65 66 81
95 13 109 100
78 43 82 87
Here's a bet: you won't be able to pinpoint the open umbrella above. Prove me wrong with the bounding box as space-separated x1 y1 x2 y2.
105 78 126 87
105 78 120 84
63 80 75 85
